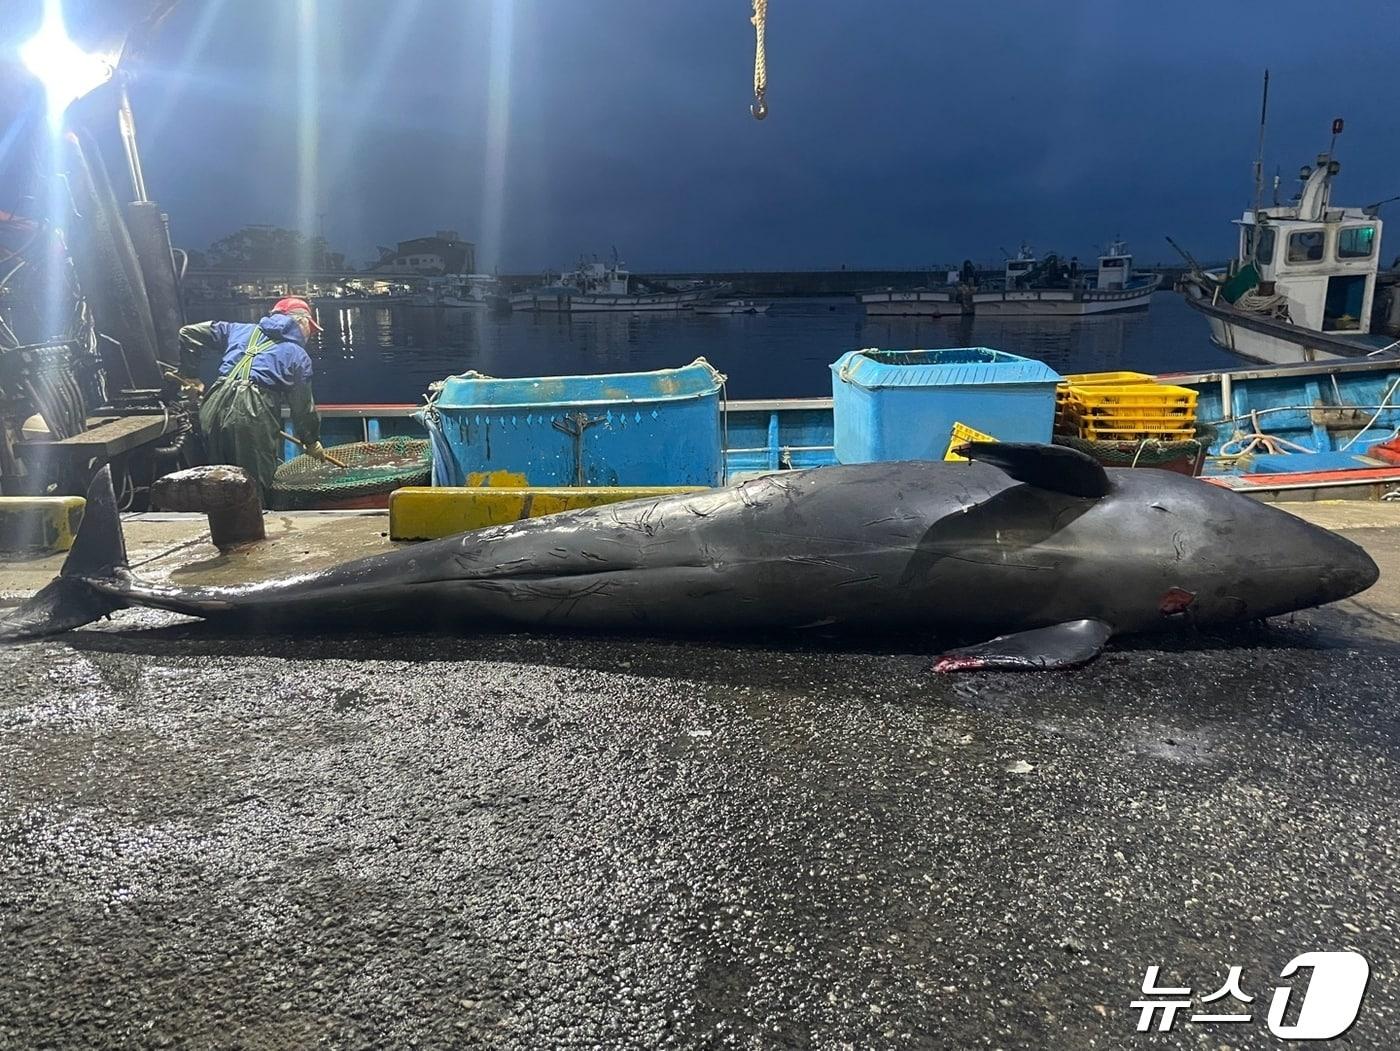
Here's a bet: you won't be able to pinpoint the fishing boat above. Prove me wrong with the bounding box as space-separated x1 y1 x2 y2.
300 352 1400 503
971 241 1161 316
693 299 769 315
1177 126 1400 365
856 270 963 317
316 293 412 308
508 257 723 312
416 273 505 309
1164 356 1400 499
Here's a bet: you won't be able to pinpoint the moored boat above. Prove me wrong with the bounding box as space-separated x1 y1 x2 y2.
416 273 505 309
303 352 1400 503
509 257 724 312
857 287 964 317
1164 355 1400 498
1178 125 1400 365
693 299 769 315
972 241 1161 316
857 266 963 316
316 293 412 308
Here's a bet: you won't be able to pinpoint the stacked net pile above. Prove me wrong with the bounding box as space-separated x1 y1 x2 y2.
1053 434 1206 477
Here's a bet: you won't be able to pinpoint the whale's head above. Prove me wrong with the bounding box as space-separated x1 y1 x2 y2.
1097 469 1379 628
948 442 1379 634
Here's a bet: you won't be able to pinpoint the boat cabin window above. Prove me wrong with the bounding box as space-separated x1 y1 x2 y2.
1243 225 1276 265
1100 258 1125 268
1338 225 1377 259
1286 230 1325 264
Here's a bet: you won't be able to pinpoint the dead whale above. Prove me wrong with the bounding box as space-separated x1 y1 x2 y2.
0 444 1378 670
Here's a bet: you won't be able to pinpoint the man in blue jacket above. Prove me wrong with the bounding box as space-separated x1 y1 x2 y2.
178 296 326 504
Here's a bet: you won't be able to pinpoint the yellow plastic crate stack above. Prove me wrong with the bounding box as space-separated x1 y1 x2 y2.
1054 371 1150 433
943 421 996 461
1055 372 1198 442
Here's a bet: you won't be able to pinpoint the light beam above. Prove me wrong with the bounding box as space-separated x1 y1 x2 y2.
479 0 515 274
20 0 114 128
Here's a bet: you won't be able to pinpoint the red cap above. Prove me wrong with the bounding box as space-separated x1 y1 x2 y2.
272 296 322 332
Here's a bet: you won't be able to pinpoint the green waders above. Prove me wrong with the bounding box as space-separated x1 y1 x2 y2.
199 328 283 505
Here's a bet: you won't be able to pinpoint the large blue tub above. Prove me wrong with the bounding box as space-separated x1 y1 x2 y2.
422 358 726 486
831 347 1061 463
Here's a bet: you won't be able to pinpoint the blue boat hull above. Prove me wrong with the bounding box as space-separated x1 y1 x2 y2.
297 356 1400 499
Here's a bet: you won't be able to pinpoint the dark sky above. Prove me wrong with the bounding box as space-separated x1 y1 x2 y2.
49 1 1400 269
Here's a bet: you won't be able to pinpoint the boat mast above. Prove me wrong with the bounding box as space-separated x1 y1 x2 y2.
1252 69 1269 215
1323 117 1344 213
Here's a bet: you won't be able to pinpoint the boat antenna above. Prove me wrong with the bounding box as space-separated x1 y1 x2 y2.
1252 69 1270 214
750 0 768 120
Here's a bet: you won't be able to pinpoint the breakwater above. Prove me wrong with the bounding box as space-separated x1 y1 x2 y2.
626 266 1194 298
184 265 1201 301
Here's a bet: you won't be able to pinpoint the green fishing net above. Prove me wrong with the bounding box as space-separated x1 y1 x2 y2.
270 436 431 509
1054 434 1205 475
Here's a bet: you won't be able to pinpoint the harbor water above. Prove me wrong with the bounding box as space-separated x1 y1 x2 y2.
193 292 1238 405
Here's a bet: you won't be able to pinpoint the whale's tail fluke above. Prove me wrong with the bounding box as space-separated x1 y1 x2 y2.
0 466 130 640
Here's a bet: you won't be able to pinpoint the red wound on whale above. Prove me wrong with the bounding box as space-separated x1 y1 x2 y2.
1159 587 1196 616
932 655 988 674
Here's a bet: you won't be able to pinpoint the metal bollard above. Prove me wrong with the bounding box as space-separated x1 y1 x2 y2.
150 465 266 548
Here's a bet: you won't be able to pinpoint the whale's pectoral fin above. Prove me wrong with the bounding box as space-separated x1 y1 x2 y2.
931 619 1112 673
955 442 1110 498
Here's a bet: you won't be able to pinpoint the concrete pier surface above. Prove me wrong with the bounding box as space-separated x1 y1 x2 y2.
2 504 1399 1048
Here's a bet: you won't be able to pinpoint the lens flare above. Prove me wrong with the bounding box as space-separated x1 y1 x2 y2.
20 0 114 128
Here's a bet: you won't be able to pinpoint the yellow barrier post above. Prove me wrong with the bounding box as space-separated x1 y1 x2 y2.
389 486 706 541
0 497 85 555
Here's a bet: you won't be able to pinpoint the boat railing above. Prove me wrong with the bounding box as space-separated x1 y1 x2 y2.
276 362 1400 497
284 397 841 473
1160 353 1400 386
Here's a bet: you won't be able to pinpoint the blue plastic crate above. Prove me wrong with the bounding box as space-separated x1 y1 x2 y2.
830 347 1061 463
423 358 726 486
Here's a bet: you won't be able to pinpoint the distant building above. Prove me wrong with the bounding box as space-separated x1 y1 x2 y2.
370 230 476 276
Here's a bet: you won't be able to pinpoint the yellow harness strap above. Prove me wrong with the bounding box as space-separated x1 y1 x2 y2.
228 327 275 384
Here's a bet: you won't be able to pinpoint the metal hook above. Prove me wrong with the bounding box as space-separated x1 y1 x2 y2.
751 95 768 121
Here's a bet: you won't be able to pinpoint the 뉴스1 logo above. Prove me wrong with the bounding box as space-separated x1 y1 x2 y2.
1131 952 1370 1039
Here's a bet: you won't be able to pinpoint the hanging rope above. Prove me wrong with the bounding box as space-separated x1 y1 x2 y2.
751 0 768 120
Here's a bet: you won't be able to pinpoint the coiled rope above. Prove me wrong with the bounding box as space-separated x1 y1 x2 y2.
1233 288 1290 319
1217 410 1316 459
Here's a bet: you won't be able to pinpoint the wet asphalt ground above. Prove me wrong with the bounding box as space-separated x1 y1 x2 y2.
3 604 1400 1049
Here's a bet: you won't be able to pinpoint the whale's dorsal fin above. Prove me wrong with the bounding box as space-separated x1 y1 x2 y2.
956 441 1110 498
